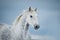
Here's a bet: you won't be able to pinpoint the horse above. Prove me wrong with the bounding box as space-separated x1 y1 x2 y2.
0 7 40 40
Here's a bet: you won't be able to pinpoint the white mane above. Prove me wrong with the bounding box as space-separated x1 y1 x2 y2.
12 15 22 26
12 9 29 26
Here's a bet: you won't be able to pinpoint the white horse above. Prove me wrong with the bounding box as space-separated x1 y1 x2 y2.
0 7 40 40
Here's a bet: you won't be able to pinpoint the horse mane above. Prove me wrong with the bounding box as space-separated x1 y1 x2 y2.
12 15 22 26
12 9 27 26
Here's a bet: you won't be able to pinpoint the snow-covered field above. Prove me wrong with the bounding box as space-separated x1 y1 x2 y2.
31 35 56 40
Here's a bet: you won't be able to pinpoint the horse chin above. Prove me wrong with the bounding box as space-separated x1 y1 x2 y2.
34 27 39 30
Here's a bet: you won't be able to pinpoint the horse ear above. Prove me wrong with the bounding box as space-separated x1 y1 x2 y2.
29 6 31 11
35 8 37 11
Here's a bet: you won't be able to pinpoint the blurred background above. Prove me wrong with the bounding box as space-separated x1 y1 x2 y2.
0 0 60 40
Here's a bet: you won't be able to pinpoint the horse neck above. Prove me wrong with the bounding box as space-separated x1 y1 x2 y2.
11 14 27 34
10 15 28 40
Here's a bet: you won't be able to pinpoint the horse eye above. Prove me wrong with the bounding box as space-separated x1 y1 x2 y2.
30 15 33 18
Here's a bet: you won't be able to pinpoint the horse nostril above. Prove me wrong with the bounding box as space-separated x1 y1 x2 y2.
34 25 40 30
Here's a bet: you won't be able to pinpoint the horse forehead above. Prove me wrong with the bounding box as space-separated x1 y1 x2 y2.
30 12 37 16
28 11 37 15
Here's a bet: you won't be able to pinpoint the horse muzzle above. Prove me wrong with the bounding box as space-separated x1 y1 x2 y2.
34 25 40 30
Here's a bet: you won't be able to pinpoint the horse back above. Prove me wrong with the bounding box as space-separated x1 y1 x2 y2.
0 23 11 40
